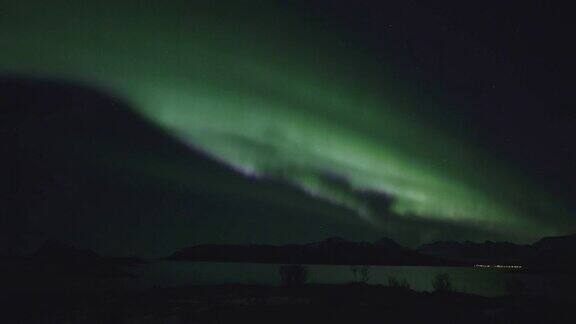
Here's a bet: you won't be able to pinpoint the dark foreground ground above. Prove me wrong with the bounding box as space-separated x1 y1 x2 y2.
2 284 576 324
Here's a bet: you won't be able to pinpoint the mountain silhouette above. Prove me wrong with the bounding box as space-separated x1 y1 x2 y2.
32 240 100 259
418 240 531 264
170 233 576 270
418 233 576 271
169 237 450 266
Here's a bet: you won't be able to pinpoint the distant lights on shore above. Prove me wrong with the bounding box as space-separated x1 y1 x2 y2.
474 264 523 269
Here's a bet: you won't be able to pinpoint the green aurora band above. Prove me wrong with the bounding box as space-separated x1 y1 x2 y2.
0 0 564 239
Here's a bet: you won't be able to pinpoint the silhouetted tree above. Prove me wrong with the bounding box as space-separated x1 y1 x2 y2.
359 265 371 283
387 275 410 289
350 265 371 283
432 273 452 292
279 264 308 286
350 265 360 283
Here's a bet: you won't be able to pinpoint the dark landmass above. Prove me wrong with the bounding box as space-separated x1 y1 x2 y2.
1 238 576 322
418 240 532 264
0 240 144 294
5 231 576 278
169 233 576 272
169 236 454 266
419 233 576 272
21 239 146 266
1 283 573 323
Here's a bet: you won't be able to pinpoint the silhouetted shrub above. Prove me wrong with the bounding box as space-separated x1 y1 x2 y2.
359 265 371 283
432 273 452 292
505 278 526 296
387 275 410 289
279 264 308 286
350 265 371 284
350 265 360 283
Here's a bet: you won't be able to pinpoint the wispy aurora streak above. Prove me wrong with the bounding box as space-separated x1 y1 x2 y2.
0 0 560 237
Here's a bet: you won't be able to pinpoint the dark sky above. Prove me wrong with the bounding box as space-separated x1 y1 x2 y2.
1 1 574 256
308 0 575 201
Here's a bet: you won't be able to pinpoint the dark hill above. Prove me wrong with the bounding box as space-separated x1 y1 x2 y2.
418 240 531 265
529 233 576 271
169 237 451 266
418 233 576 272
32 240 100 260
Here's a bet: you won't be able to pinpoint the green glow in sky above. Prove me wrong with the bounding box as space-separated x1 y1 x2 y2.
0 0 561 239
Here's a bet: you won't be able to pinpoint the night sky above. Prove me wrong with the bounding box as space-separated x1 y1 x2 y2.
1 1 575 256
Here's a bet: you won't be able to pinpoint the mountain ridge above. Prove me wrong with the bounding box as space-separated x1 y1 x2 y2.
418 233 576 271
169 236 457 266
168 233 576 270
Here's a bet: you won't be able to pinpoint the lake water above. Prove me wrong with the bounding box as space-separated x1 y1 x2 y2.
133 261 531 297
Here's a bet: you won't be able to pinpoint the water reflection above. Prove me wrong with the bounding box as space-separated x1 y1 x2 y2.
136 262 521 297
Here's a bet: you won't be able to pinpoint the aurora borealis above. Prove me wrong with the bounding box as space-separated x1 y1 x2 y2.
1 0 574 255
